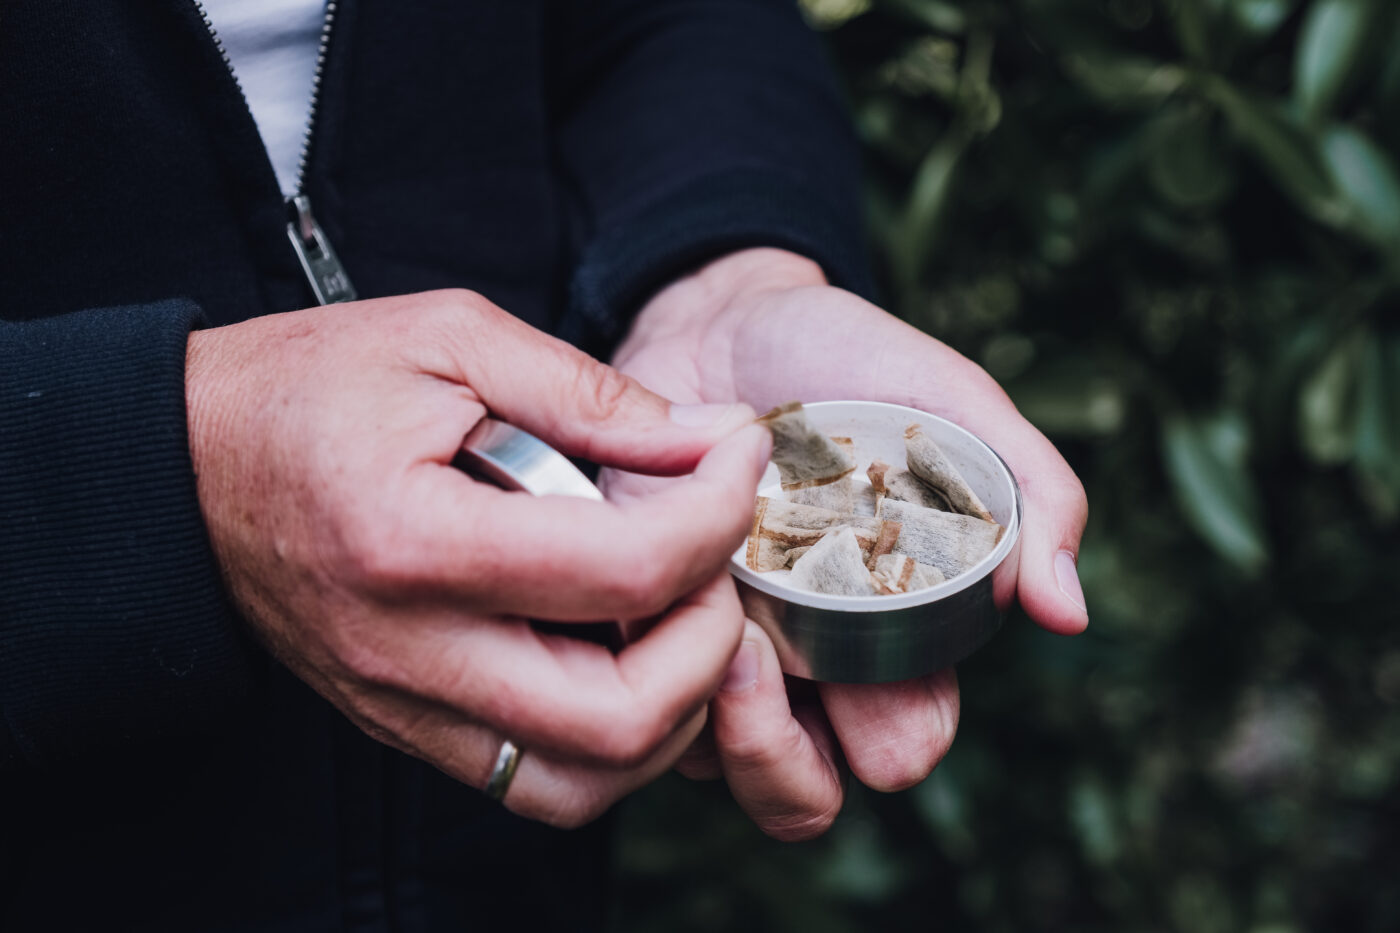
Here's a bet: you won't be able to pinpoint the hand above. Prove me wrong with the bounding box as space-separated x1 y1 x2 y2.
604 249 1088 839
185 289 772 828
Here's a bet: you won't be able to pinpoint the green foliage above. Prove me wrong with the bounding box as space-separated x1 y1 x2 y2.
612 2 1400 930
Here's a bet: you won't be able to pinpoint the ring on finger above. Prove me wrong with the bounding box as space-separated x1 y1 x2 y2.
484 739 522 802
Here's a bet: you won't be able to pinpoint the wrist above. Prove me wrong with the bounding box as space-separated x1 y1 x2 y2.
615 248 828 368
185 328 233 487
676 247 828 304
184 322 276 521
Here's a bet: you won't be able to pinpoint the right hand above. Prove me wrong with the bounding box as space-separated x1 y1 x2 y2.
185 289 771 827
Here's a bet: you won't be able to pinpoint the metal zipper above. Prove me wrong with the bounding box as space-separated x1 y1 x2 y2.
286 1 357 304
287 192 357 304
191 0 243 94
193 0 357 305
293 2 338 197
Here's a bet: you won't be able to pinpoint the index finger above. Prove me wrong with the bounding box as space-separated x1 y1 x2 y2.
376 423 771 622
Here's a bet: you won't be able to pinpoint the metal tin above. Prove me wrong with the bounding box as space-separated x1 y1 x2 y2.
729 401 1023 684
458 407 1022 684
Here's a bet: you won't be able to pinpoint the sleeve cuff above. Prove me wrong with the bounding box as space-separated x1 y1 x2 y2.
1 301 258 770
557 167 875 353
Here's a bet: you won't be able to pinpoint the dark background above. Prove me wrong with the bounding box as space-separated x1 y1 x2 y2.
610 1 1400 930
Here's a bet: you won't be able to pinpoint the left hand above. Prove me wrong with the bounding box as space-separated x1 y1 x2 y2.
601 248 1089 840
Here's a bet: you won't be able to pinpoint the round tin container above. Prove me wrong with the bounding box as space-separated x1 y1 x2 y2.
729 401 1022 684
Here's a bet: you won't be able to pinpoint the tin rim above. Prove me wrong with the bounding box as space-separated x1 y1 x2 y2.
728 401 1023 612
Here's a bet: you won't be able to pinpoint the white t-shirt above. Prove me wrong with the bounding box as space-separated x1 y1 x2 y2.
202 0 325 196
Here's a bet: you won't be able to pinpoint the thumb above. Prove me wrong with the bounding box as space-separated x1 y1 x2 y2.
445 294 756 475
1007 434 1089 635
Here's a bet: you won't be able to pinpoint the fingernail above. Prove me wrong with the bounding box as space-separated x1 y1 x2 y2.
721 641 760 693
1055 549 1087 614
670 403 750 429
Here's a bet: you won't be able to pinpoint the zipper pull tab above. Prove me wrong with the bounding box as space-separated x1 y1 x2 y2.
286 194 358 305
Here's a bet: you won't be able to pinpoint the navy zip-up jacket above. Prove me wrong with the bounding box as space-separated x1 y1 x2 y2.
0 2 870 928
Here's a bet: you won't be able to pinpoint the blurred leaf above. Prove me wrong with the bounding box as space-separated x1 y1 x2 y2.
813 820 911 901
1353 331 1400 517
799 0 873 29
1378 16 1400 115
889 28 998 291
1294 0 1377 123
1161 410 1270 574
1069 774 1123 866
1007 357 1128 438
877 35 962 101
1170 0 1220 64
1229 0 1298 38
880 0 967 34
855 95 943 166
1062 52 1186 110
981 332 1037 380
1321 124 1400 251
890 130 971 291
913 768 978 861
1171 874 1237 933
1202 77 1347 225
1148 106 1236 209
1297 328 1362 464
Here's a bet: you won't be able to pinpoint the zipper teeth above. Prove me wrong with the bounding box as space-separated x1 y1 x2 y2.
191 0 247 97
295 1 339 194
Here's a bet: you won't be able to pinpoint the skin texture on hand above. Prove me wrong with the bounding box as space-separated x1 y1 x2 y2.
605 248 1089 840
185 289 772 828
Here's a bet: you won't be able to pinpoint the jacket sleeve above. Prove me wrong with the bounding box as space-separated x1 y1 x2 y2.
546 0 874 352
0 302 258 772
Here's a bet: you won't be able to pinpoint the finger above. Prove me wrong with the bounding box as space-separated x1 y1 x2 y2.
507 706 707 828
819 668 959 793
597 466 678 506
390 423 770 621
1011 442 1089 634
360 574 746 767
343 684 709 830
969 415 1089 635
710 622 845 841
432 292 756 474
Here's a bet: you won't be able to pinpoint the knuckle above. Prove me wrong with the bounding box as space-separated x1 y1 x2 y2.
1024 469 1089 530
334 514 420 595
593 710 669 769
572 361 639 426
442 287 491 315
427 289 507 355
1050 469 1088 512
331 634 405 689
594 557 674 620
723 722 795 772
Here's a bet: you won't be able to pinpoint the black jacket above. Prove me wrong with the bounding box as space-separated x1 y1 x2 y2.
0 2 869 928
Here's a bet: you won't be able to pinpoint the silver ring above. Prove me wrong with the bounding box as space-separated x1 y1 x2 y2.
484 739 521 802
459 418 603 500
